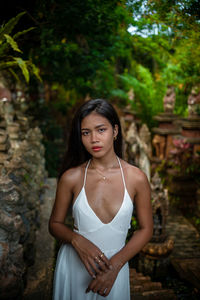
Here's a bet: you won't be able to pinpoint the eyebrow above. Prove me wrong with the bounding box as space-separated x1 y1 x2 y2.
81 124 106 130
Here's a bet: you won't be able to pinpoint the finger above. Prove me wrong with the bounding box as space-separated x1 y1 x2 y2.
92 281 103 294
100 254 112 270
92 285 99 293
97 260 108 272
84 261 96 278
98 288 107 296
88 257 102 275
86 279 96 293
104 286 111 297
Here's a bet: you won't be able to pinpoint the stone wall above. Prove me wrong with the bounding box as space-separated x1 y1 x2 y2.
0 83 48 299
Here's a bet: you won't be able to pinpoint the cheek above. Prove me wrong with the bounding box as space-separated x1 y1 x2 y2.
107 131 115 141
81 137 89 148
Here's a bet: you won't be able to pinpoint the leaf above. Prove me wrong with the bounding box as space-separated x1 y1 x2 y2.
13 27 36 39
8 68 20 82
0 60 18 69
28 61 42 82
0 43 9 57
13 57 29 82
4 34 22 53
0 12 26 40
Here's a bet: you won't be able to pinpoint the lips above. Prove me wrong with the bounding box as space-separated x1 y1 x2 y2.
92 146 102 152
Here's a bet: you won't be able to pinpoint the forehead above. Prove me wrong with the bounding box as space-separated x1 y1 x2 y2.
81 112 111 128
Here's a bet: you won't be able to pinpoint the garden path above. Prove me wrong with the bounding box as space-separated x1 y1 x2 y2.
166 210 200 291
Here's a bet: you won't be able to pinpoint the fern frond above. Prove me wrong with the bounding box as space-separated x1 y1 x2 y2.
13 27 35 39
0 43 9 57
4 34 22 53
13 57 29 82
110 88 128 100
0 12 26 40
0 60 18 69
8 68 20 82
28 61 42 82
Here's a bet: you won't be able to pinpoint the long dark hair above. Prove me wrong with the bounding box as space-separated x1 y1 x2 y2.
58 99 123 180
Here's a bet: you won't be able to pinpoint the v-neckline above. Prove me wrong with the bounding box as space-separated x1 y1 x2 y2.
83 186 126 225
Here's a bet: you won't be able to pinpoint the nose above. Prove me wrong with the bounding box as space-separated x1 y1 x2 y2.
91 131 98 143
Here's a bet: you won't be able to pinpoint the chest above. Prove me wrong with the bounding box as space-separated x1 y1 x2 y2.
88 179 124 206
84 172 127 223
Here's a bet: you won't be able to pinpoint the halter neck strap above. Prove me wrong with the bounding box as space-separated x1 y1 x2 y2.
116 156 126 189
83 159 91 187
83 157 126 188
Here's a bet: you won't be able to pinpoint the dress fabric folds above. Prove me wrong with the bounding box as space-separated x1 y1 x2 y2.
53 157 134 300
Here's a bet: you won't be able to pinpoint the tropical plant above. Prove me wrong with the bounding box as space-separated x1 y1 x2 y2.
110 64 165 128
158 138 200 180
0 12 41 83
169 139 200 176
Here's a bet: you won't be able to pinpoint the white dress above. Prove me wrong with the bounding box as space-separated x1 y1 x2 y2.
53 157 134 300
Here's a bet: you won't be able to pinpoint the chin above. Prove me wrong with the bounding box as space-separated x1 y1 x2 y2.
90 151 106 159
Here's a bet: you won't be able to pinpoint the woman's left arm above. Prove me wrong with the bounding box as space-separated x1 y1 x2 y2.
86 170 153 297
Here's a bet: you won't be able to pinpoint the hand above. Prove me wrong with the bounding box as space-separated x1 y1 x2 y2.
71 233 112 278
85 265 119 297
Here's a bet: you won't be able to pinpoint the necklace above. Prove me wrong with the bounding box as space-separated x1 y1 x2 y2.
95 168 106 180
91 161 107 180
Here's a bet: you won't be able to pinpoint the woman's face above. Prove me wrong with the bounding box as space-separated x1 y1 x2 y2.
81 111 118 157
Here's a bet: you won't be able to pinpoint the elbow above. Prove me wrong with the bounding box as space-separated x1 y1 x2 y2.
142 223 153 244
48 218 55 237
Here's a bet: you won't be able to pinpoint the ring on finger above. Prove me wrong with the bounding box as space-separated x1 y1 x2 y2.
94 257 101 263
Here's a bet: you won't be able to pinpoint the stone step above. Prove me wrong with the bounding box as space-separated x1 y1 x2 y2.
132 289 177 300
171 258 200 290
130 268 177 299
130 281 163 293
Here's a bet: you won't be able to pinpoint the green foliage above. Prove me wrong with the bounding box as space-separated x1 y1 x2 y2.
0 12 26 39
3 1 199 175
32 0 133 98
4 34 22 53
131 216 138 231
111 64 165 128
0 12 41 83
126 0 200 120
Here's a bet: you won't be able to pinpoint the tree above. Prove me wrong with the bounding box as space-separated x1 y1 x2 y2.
29 0 134 100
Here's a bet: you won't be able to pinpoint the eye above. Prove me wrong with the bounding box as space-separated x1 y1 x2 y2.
98 128 106 133
82 131 89 136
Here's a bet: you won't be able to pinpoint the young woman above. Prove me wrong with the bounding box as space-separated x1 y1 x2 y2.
49 99 153 300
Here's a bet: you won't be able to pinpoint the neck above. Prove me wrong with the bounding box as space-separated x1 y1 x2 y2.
91 152 118 170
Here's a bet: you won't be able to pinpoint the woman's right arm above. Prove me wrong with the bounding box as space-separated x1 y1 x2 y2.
48 170 111 277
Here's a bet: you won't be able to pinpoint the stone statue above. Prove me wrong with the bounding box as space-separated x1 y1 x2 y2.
163 86 175 113
188 86 200 117
150 172 169 242
138 124 152 181
139 172 174 277
152 134 166 160
139 124 152 157
125 122 140 167
125 122 151 181
127 88 134 101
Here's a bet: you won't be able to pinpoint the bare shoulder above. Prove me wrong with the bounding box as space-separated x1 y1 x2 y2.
120 159 149 187
58 162 87 189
